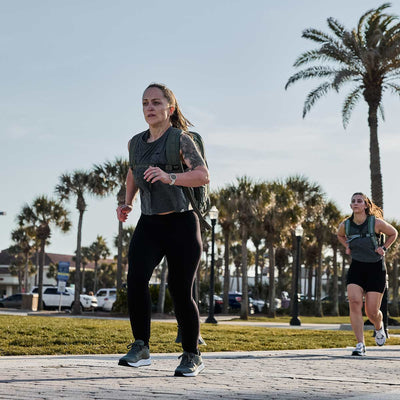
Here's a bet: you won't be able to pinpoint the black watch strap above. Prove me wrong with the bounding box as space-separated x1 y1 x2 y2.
382 246 387 252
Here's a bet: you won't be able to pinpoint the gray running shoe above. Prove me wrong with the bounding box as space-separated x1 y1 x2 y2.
375 324 387 346
174 351 205 377
351 342 366 356
118 340 151 367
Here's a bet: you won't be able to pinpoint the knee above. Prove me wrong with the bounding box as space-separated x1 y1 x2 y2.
348 297 363 311
366 307 380 320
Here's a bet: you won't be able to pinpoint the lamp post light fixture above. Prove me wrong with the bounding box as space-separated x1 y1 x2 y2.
0 211 6 216
205 205 219 324
290 224 303 326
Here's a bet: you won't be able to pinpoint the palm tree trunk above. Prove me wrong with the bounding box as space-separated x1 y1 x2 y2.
24 251 29 293
94 260 99 293
307 266 313 300
392 259 399 317
254 245 259 298
340 248 347 303
223 230 230 314
368 104 383 209
240 226 249 320
267 243 276 318
72 210 83 315
117 220 123 289
316 244 323 317
38 240 45 311
332 244 339 316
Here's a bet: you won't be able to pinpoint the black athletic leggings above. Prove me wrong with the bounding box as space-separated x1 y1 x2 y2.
127 211 202 354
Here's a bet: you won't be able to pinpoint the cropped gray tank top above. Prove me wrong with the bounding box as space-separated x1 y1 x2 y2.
348 219 382 263
130 127 190 215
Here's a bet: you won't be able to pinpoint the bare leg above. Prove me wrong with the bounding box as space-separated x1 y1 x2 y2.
347 284 365 343
365 291 384 330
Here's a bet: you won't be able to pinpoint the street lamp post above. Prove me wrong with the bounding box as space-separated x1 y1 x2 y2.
0 212 6 215
290 224 303 326
205 205 219 324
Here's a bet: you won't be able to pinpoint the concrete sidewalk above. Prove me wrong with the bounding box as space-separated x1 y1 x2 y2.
2 346 400 400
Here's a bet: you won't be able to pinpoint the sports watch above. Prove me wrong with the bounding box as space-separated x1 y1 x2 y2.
169 173 177 186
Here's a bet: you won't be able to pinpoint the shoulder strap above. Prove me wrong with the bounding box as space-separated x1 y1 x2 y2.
344 218 351 237
165 128 182 171
368 215 379 249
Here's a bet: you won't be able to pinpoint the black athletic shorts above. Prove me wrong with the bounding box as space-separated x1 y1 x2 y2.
346 258 386 293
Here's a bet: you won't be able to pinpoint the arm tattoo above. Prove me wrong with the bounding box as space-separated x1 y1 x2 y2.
180 134 205 169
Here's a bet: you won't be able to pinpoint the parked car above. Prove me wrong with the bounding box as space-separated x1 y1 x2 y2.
0 293 23 309
95 288 117 311
251 298 265 313
203 294 223 314
30 286 98 311
228 292 255 314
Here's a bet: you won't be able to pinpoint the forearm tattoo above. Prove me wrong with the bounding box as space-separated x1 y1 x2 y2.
180 134 205 169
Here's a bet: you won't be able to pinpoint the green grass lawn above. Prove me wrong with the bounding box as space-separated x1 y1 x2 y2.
1 315 400 356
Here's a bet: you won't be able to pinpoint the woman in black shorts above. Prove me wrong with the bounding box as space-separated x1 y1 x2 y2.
337 192 397 356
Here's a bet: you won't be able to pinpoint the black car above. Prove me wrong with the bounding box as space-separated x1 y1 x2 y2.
0 293 23 309
229 292 255 314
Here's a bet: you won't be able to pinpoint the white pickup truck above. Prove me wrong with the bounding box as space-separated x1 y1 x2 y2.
31 286 98 311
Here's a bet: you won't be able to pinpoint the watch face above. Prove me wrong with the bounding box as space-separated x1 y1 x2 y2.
171 174 177 180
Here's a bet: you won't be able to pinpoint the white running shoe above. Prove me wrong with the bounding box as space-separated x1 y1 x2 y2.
375 324 387 346
351 342 366 356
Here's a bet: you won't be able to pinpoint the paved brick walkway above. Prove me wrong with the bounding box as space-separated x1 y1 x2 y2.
2 346 400 399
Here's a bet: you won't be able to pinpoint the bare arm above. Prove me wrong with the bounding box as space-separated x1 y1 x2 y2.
143 133 210 187
337 222 351 255
375 218 398 255
116 140 140 222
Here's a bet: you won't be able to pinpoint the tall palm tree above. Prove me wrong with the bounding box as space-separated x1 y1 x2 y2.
286 3 400 208
263 180 299 318
18 196 71 310
55 170 94 314
211 188 238 313
285 175 325 305
88 235 111 292
229 177 267 320
92 157 130 289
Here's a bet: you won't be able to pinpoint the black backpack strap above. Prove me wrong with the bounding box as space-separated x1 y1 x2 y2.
165 128 182 171
183 186 211 230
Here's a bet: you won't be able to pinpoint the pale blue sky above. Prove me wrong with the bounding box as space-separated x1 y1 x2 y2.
2 0 400 255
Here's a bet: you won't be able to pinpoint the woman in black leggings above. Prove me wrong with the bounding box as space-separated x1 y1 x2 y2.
116 83 209 377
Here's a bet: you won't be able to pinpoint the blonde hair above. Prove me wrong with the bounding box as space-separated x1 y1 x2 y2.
144 83 193 131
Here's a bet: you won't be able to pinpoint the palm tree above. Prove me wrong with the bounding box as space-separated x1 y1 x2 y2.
55 170 94 314
263 180 299 318
229 177 266 320
92 157 130 289
211 188 238 313
113 225 135 286
87 235 111 293
286 3 400 208
18 196 71 310
386 219 400 316
285 175 325 305
11 226 35 292
8 244 25 292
